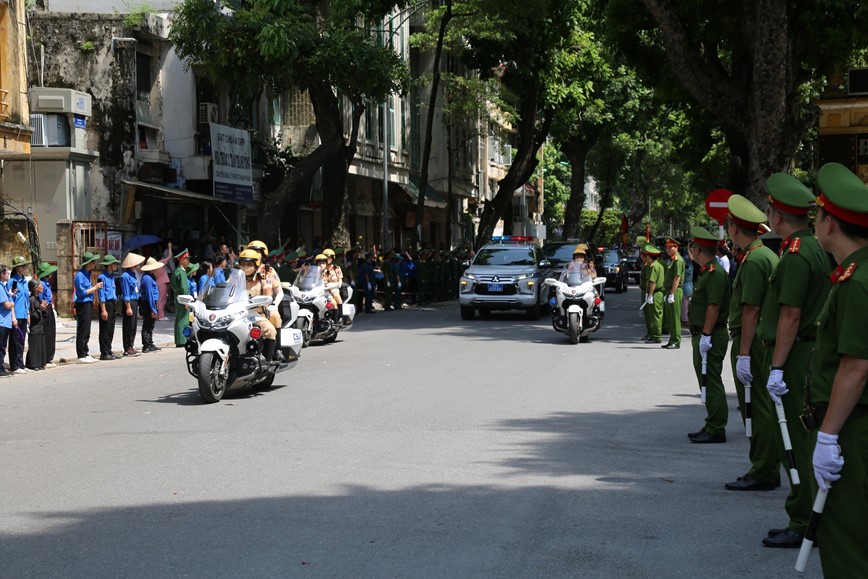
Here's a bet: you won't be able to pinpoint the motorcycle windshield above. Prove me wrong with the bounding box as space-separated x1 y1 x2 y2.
561 264 591 286
296 266 323 292
201 268 249 308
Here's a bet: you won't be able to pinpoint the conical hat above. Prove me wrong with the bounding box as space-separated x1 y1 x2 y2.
121 252 146 269
140 257 165 272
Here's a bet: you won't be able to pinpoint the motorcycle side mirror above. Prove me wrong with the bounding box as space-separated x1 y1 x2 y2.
176 295 194 305
539 259 551 268
250 295 272 307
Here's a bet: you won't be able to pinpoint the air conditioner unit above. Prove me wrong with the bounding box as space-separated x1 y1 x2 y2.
30 113 70 147
198 102 219 125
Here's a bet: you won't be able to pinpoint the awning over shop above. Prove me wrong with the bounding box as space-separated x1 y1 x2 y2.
122 179 241 225
405 175 448 208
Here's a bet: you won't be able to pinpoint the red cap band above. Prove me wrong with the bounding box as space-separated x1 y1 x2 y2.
692 237 717 249
768 195 810 216
727 213 763 232
817 193 868 227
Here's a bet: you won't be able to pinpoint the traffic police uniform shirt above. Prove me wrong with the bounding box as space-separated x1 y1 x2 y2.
808 162 868 577
757 171 831 537
689 226 731 437
663 238 685 347
726 194 780 485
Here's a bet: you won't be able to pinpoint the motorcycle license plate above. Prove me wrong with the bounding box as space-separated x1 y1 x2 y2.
487 283 503 293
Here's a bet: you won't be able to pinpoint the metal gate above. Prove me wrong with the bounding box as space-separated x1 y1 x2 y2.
71 220 108 267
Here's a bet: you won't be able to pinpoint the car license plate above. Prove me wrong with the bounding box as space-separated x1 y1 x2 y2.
488 283 503 293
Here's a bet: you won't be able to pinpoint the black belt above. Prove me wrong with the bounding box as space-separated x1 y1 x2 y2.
812 405 868 429
762 336 815 348
729 327 741 338
690 322 727 335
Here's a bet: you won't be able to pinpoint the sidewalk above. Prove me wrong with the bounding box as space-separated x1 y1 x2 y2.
53 315 178 364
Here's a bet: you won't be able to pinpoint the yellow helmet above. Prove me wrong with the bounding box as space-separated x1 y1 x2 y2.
246 240 268 254
323 248 336 258
573 243 589 256
239 249 261 266
314 253 328 262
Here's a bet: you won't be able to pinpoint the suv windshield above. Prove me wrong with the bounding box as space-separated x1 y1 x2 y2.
543 244 578 265
202 268 248 309
602 250 621 266
473 247 536 266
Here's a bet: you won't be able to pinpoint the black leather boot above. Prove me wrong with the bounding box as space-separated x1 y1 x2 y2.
262 338 276 361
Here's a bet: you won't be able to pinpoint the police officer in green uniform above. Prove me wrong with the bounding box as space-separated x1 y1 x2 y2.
643 244 665 344
686 226 731 443
806 163 868 575
277 251 298 285
662 237 685 349
639 248 650 339
171 248 191 347
758 172 832 548
723 195 781 491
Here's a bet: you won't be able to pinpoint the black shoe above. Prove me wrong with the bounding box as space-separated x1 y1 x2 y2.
662 343 680 349
150 345 162 352
641 334 649 341
99 354 115 361
724 475 779 491
687 427 706 439
762 529 803 548
124 349 141 357
767 527 788 537
112 353 123 360
689 431 726 444
645 338 661 343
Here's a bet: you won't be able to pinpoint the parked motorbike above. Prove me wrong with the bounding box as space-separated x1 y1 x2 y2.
543 271 606 344
290 266 356 345
178 269 304 403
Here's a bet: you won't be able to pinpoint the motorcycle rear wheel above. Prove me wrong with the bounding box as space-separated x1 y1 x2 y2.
198 352 227 403
567 312 579 344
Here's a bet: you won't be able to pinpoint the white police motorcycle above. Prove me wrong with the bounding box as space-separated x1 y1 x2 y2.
178 269 304 403
543 268 606 344
290 265 355 345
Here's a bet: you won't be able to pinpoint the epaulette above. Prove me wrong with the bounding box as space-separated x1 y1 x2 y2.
788 238 801 253
831 262 858 285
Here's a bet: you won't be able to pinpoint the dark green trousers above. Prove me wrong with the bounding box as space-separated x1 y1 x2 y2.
664 288 683 346
761 341 814 534
691 327 728 436
174 301 189 346
729 336 778 483
643 293 663 340
811 415 868 577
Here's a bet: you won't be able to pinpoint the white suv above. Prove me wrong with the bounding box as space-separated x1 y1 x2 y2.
459 237 550 320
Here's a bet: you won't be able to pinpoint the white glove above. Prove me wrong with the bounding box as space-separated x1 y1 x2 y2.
736 355 752 385
813 432 844 491
699 334 712 355
666 294 675 304
645 295 654 305
766 368 788 404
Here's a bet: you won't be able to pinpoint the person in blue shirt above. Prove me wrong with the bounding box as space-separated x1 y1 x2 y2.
0 264 15 378
186 262 200 299
120 252 145 357
139 257 164 353
73 252 102 364
97 255 121 361
212 255 227 284
7 256 33 373
36 262 58 367
198 261 214 298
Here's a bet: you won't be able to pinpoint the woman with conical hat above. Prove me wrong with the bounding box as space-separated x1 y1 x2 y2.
35 261 58 367
120 252 145 357
139 257 164 353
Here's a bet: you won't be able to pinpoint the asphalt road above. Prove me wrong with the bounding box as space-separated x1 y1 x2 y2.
0 286 821 578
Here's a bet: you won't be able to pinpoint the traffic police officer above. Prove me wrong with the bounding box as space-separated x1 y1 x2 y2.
723 195 780 490
662 237 685 349
643 244 665 344
687 226 731 443
807 162 868 575
171 248 191 347
758 172 832 548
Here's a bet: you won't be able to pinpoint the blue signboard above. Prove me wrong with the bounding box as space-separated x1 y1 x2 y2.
73 114 86 129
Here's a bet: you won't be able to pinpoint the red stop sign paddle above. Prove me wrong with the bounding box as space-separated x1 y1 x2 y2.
706 188 733 224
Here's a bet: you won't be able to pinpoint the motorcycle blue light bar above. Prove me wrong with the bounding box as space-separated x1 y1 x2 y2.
490 235 535 242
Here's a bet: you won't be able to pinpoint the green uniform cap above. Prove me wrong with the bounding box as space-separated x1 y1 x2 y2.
766 173 815 215
286 251 298 261
101 255 120 266
174 248 190 260
391 253 403 260
816 162 868 226
663 237 679 247
36 261 58 278
690 226 718 248
643 244 661 255
727 194 767 228
296 250 307 258
267 248 284 258
80 251 99 266
186 262 200 275
11 255 28 268
334 246 345 254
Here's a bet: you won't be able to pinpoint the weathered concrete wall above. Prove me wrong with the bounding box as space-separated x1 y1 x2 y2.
28 13 140 223
0 215 33 270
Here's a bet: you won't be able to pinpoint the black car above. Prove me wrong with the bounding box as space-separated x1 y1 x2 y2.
600 249 629 293
624 247 642 284
541 241 606 290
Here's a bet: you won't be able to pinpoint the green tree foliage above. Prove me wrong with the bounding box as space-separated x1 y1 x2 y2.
170 0 410 245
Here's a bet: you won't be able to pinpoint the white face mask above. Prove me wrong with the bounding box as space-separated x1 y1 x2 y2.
241 264 256 276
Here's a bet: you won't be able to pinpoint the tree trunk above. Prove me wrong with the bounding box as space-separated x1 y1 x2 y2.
475 94 554 247
560 128 600 239
416 0 453 248
640 0 816 207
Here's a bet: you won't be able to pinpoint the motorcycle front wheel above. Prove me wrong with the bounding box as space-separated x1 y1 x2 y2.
198 352 227 403
568 312 579 344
